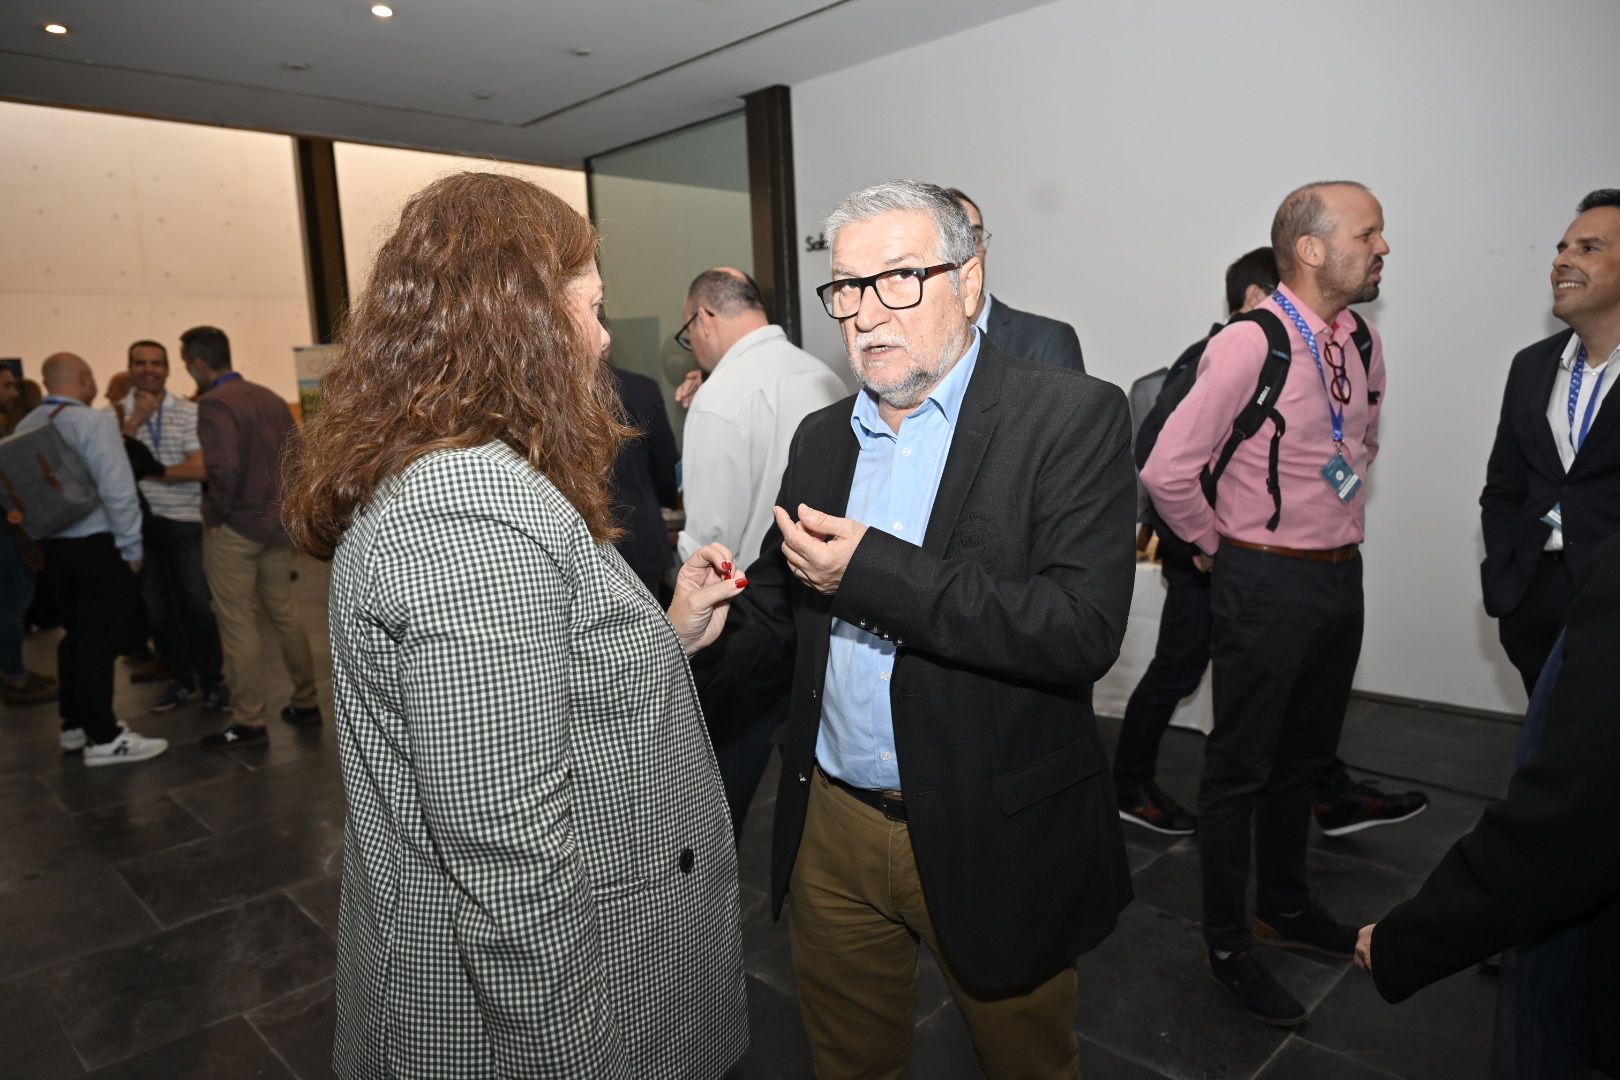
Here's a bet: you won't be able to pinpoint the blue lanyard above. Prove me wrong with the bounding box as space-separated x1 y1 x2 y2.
1272 291 1344 446
213 372 242 387
144 398 164 452
1567 346 1607 453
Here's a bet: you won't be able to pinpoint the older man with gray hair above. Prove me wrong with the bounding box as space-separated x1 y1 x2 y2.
710 179 1135 1077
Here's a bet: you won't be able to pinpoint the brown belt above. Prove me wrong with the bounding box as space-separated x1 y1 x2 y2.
1220 537 1360 564
821 766 906 823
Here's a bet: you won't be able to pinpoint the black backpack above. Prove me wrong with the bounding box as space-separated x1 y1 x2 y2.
1133 308 1377 550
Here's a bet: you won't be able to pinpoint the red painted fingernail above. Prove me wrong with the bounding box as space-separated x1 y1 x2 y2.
734 578 748 588
722 561 733 572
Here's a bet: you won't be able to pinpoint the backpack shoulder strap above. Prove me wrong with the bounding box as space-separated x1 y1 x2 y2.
1200 309 1293 531
1349 310 1380 405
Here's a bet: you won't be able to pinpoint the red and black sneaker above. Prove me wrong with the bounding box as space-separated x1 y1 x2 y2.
1314 779 1428 837
1117 780 1198 836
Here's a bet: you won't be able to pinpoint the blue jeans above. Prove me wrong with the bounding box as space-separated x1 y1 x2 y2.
0 526 37 679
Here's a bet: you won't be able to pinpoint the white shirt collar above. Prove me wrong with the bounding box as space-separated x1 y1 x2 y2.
1560 332 1620 371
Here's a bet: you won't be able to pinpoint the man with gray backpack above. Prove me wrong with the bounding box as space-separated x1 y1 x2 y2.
3 353 169 766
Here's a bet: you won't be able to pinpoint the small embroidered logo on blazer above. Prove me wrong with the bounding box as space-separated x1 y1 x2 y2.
951 516 999 570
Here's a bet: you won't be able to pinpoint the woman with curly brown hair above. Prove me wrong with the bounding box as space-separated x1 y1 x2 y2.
283 172 749 1079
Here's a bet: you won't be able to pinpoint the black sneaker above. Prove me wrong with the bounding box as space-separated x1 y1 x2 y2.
202 684 233 714
1254 902 1357 958
280 704 322 727
150 681 197 713
1314 779 1428 837
201 723 268 748
1117 781 1197 835
1206 949 1307 1027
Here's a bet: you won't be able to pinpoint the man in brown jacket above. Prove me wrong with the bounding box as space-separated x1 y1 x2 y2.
182 326 319 747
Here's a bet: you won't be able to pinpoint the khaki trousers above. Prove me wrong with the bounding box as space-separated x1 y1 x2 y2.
789 768 1080 1079
202 524 317 727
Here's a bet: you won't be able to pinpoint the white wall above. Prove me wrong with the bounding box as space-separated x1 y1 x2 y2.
333 143 588 300
0 101 311 401
791 0 1620 715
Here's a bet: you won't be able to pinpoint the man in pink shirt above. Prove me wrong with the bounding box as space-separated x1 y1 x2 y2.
1142 181 1388 1027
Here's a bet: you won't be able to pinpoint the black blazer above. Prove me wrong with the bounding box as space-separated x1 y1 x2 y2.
986 296 1085 373
1372 531 1620 1076
724 342 1135 991
610 368 679 595
1480 329 1620 616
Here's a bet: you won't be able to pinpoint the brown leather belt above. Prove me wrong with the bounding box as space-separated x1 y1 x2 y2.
1220 537 1360 564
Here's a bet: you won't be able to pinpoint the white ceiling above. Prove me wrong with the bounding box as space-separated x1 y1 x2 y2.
0 0 1054 166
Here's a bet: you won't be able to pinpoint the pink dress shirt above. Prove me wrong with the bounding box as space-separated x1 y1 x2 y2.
1140 284 1385 555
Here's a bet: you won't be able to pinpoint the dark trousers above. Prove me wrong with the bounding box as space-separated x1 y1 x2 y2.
692 647 791 835
0 526 37 678
1199 546 1364 953
42 534 138 743
1498 552 1577 696
1115 550 1211 787
1114 548 1356 803
143 515 224 690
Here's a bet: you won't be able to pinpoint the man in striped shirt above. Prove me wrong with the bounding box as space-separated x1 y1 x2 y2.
114 340 230 713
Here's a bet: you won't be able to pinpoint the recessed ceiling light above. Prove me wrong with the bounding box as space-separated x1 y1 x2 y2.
371 4 393 17
570 46 592 57
44 23 69 35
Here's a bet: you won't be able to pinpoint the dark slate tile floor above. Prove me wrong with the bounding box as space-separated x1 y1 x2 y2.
0 557 1514 1077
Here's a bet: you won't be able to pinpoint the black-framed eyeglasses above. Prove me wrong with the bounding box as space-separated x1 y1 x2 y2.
673 308 710 352
1323 341 1353 405
815 263 959 321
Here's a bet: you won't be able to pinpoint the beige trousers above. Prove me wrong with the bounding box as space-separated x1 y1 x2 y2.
202 524 316 727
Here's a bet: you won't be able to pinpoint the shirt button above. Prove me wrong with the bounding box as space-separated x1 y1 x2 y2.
679 848 695 874
879 671 890 681
893 522 903 531
901 447 912 457
881 751 892 761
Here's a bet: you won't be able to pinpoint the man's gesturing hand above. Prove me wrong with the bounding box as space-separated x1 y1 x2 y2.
774 503 868 596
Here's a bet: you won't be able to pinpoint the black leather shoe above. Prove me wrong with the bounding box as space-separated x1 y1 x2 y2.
1254 902 1357 958
280 704 322 727
1207 949 1307 1027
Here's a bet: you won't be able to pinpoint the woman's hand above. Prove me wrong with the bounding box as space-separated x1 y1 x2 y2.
667 543 747 655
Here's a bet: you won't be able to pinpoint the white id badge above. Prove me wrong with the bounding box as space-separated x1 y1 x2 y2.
1541 503 1563 530
1321 450 1362 502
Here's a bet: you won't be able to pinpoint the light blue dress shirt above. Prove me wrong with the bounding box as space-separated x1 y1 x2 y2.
817 332 982 790
13 397 144 562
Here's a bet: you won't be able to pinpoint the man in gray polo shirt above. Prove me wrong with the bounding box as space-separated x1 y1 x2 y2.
115 339 230 714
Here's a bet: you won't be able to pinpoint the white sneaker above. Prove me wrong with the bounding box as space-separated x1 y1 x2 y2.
60 721 129 753
84 730 169 767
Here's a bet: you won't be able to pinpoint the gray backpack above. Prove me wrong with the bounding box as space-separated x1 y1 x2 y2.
0 405 103 539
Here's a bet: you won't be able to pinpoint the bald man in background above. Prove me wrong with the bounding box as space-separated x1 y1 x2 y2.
12 354 169 766
675 267 848 829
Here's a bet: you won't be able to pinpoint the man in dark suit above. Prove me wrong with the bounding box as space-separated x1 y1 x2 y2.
947 188 1085 372
1359 528 1620 1078
608 364 679 601
1481 189 1620 694
720 180 1134 1077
